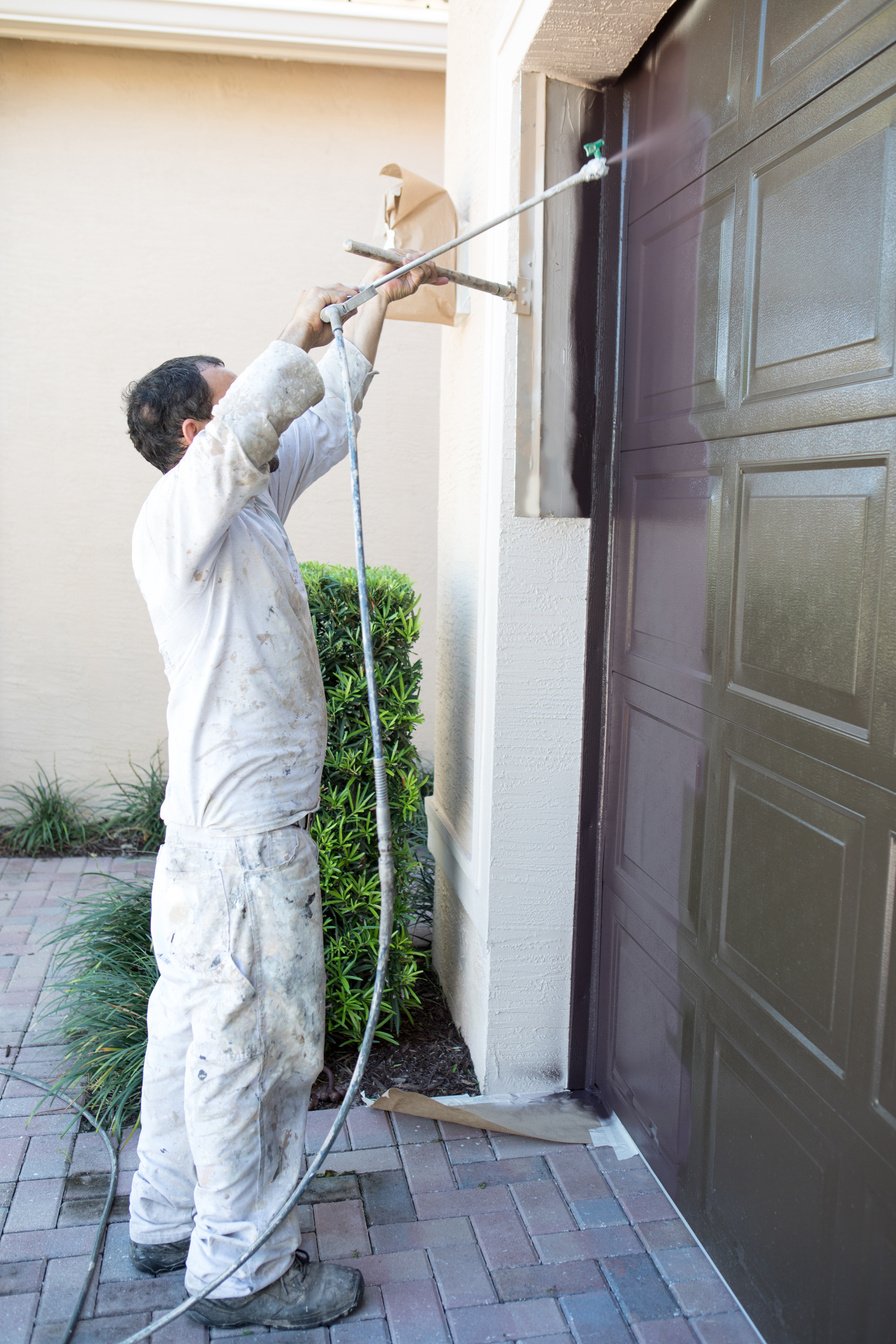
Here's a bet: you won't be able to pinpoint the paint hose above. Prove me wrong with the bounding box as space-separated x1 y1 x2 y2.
0 1067 118 1344
0 336 396 1342
3 340 396 1341
13 141 610 1343
123 139 609 1333
111 324 398 1344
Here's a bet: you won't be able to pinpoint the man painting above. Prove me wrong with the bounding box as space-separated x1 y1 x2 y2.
122 260 439 1330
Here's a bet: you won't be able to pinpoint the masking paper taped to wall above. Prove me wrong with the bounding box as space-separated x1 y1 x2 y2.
369 1088 638 1156
380 163 457 326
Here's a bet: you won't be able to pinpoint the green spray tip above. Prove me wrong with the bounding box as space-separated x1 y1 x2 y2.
583 140 605 159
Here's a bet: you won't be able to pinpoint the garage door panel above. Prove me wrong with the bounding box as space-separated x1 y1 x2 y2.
713 420 896 784
741 93 896 412
701 726 896 1141
623 183 736 447
701 1022 838 1344
728 457 887 736
627 0 745 222
847 1181 896 1342
600 897 697 1185
613 445 722 705
872 834 896 1133
714 749 864 1079
749 0 896 115
606 677 711 943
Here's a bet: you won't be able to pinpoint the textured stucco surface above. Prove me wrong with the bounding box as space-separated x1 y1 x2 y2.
0 40 444 797
432 0 670 1091
527 0 675 85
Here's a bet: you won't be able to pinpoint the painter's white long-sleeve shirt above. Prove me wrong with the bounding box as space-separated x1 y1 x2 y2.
133 338 372 834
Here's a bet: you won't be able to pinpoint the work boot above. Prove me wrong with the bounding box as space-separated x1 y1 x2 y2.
129 1237 191 1276
187 1250 363 1330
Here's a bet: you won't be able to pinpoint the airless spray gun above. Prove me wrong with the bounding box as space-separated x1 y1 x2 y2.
322 139 610 325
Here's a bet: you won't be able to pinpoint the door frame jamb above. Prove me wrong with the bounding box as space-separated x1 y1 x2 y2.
567 82 629 1096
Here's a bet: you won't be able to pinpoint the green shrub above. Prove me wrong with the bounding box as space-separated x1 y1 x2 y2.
102 753 167 852
303 562 428 1049
2 766 93 855
44 564 430 1130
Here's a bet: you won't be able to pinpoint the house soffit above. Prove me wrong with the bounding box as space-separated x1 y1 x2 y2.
524 0 674 86
0 0 448 70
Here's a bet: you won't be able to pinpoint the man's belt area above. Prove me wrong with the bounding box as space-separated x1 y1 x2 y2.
292 814 313 830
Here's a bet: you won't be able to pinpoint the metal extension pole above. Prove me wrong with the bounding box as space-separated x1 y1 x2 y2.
323 148 609 324
343 239 517 301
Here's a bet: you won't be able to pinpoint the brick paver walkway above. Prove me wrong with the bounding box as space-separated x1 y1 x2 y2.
0 857 763 1344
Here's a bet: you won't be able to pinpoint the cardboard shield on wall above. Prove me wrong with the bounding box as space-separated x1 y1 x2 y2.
380 163 457 325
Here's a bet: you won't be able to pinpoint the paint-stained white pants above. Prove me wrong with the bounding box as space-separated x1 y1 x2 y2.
129 823 325 1298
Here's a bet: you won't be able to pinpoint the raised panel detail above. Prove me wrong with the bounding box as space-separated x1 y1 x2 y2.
705 1030 835 1339
730 460 886 734
718 753 863 1074
741 495 866 694
627 0 744 219
626 186 735 435
743 96 896 404
615 700 707 934
755 0 892 103
626 466 720 680
608 909 695 1172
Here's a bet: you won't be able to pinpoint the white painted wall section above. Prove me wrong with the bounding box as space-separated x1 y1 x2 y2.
430 0 674 1093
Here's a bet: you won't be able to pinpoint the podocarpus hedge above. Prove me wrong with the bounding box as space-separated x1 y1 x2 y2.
302 561 428 1047
44 562 430 1132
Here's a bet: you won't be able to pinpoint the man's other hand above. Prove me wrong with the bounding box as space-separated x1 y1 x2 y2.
361 252 449 305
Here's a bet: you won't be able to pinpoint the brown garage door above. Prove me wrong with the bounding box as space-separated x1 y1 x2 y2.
583 3 896 1340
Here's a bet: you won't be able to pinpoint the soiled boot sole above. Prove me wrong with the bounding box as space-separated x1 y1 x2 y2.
129 1238 191 1277
187 1263 364 1330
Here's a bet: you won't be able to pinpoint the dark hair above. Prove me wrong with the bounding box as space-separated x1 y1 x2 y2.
124 355 224 472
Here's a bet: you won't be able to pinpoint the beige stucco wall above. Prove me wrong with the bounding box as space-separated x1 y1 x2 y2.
0 39 444 802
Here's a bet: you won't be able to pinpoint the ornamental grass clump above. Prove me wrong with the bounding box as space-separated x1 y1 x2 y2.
44 564 430 1131
102 753 167 852
2 766 93 855
44 877 156 1134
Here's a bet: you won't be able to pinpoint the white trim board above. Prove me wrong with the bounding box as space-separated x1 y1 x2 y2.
0 0 448 69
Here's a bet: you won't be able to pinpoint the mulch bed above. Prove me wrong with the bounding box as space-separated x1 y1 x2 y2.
0 834 151 858
314 963 479 1107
